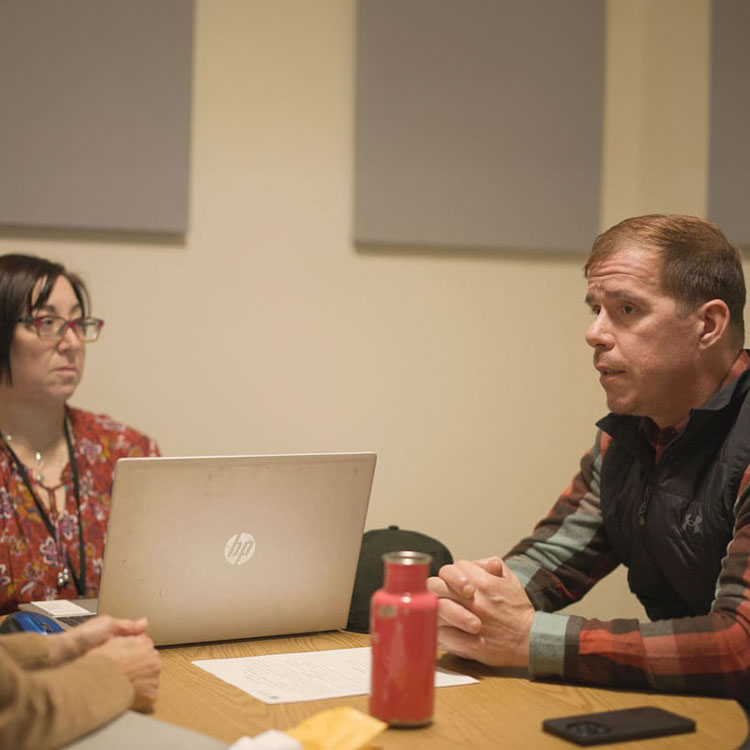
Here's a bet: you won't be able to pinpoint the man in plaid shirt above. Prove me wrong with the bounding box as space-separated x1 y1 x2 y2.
429 214 750 700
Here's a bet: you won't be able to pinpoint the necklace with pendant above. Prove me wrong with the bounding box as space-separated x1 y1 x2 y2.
0 420 85 594
3 433 45 482
4 432 67 584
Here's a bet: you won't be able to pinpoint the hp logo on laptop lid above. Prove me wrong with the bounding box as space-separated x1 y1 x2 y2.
224 532 256 565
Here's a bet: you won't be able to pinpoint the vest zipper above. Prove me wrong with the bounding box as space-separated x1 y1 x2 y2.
638 482 653 526
637 478 662 575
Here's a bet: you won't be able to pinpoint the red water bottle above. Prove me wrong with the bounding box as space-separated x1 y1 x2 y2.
369 550 438 726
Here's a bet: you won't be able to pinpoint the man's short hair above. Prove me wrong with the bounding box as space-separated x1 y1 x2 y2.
0 253 89 385
585 214 746 348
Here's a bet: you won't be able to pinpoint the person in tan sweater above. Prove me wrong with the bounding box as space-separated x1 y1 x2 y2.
0 614 161 749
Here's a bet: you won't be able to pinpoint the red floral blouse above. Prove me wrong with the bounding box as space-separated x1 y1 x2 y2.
0 406 160 613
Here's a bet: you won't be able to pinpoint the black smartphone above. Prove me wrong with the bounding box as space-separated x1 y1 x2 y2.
542 706 696 746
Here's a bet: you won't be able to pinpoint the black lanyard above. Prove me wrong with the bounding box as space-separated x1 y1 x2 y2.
2 419 86 597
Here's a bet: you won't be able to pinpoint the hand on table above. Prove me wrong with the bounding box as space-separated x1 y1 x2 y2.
91 634 162 712
48 615 149 666
427 556 534 668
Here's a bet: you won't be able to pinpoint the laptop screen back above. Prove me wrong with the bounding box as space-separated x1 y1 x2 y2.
98 452 376 645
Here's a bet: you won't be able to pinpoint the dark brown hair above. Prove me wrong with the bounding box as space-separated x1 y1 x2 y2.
0 254 89 384
585 214 745 348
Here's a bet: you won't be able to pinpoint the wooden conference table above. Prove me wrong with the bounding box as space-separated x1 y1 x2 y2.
154 629 750 750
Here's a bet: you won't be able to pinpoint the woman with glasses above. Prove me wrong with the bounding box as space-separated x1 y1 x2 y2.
0 254 159 613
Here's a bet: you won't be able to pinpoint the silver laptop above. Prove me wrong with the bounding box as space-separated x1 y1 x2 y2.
23 452 376 646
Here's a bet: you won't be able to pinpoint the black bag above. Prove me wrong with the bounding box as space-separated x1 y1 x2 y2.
346 524 453 633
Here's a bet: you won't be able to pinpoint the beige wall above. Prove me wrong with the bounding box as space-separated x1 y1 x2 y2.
0 0 731 620
602 0 711 225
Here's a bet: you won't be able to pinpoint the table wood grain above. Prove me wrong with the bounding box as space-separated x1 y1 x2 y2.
152 630 749 750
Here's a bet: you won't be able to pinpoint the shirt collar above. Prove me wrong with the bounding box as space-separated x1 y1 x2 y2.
641 349 750 450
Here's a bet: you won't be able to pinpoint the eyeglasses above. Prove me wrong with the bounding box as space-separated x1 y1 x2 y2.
17 316 105 342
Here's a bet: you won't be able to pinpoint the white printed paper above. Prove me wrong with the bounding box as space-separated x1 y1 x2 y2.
30 600 92 616
228 731 302 750
193 646 477 704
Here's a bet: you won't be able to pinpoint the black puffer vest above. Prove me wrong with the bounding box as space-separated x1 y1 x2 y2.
597 368 750 621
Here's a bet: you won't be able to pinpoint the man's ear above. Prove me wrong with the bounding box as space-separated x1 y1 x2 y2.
697 299 731 349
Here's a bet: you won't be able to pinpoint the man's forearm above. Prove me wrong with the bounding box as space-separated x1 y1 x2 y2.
505 435 619 611
527 609 750 700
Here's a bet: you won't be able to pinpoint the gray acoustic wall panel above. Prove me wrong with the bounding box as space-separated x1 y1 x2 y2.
0 0 193 233
708 0 750 246
354 0 605 252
